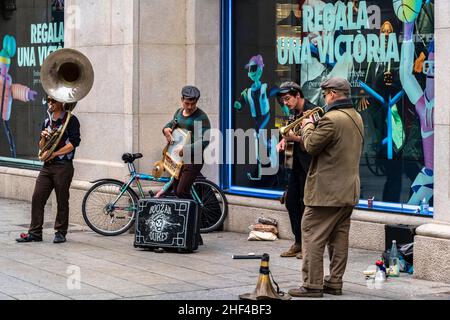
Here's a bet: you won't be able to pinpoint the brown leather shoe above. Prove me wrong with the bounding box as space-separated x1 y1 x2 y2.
280 243 301 257
323 286 342 295
288 286 323 298
296 251 303 259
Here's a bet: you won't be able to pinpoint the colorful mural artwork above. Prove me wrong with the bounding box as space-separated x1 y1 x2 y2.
399 18 434 205
230 0 434 210
0 35 37 158
233 55 279 181
0 0 64 160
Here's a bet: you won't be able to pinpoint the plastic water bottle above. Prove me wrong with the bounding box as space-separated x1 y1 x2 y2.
420 197 429 215
388 240 400 277
375 268 386 289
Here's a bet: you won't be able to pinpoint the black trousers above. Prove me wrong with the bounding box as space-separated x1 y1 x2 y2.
172 164 203 199
285 158 308 244
171 163 204 245
29 161 74 237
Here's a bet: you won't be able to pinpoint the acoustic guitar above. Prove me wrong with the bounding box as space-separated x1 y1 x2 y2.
284 141 294 169
283 114 297 170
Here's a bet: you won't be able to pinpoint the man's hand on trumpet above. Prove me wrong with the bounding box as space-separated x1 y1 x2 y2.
301 116 315 129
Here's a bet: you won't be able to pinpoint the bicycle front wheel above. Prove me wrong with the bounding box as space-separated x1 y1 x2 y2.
82 180 138 236
191 179 228 233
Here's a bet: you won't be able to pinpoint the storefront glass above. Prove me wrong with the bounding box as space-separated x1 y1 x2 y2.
221 0 435 216
0 0 64 166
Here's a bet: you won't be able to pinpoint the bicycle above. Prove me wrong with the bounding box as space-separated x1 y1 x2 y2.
82 152 228 236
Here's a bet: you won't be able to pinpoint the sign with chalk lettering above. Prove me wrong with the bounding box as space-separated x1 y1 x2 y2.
134 198 200 252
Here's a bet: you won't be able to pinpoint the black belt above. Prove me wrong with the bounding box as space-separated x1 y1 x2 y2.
44 160 73 166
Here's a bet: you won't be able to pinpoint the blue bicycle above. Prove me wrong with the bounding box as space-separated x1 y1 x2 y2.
82 153 228 236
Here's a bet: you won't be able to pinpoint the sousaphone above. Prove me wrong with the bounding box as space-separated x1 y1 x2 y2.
38 48 94 162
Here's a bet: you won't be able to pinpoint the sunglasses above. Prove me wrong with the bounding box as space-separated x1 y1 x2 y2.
47 97 58 104
248 64 258 73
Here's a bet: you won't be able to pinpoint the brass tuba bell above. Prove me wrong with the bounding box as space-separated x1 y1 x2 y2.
38 48 94 162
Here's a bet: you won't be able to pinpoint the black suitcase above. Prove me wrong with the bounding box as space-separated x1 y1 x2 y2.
134 197 200 252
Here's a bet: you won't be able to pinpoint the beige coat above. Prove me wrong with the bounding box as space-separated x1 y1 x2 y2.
300 102 363 207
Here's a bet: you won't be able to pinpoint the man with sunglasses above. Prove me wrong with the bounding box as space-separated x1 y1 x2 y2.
16 97 81 244
275 81 317 259
288 77 363 298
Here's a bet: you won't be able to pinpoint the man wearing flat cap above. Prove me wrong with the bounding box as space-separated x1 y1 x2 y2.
275 81 317 259
288 77 364 298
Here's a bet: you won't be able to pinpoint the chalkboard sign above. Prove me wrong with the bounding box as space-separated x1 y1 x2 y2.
134 198 199 252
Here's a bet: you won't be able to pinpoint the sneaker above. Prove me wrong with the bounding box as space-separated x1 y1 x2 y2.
323 286 342 295
16 233 42 243
280 243 301 257
53 232 66 243
288 286 323 298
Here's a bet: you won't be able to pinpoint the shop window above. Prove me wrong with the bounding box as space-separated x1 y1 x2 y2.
221 0 435 216
0 0 64 168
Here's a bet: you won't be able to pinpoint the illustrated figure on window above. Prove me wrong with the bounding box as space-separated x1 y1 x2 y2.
53 0 64 10
233 54 278 180
298 0 354 105
0 35 38 158
358 21 405 161
400 18 435 205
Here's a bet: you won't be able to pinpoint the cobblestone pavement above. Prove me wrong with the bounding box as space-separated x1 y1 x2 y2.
1 198 450 300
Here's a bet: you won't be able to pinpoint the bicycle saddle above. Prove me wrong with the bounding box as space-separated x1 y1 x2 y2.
121 153 143 163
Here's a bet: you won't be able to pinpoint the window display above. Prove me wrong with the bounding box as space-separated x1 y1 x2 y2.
221 0 434 215
0 0 64 164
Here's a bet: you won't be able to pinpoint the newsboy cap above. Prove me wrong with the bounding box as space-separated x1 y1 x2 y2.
181 85 201 99
277 81 302 95
320 77 351 94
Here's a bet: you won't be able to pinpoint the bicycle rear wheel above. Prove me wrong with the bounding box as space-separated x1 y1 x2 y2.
82 180 138 236
191 179 228 233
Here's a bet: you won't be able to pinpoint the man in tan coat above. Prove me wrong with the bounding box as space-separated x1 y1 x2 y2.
288 77 364 298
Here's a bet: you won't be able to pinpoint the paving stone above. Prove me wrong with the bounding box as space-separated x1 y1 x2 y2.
1 197 450 300
12 292 71 300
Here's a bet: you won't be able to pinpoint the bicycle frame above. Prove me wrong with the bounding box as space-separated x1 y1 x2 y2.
109 161 203 209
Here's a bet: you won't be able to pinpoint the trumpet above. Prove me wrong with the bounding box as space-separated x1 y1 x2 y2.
279 107 324 137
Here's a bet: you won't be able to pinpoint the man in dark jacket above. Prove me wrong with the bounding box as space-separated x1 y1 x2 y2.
276 81 316 259
16 97 81 244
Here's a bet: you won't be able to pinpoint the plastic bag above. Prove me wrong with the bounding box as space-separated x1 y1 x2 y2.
247 230 278 241
399 243 413 265
257 216 278 226
249 223 278 235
